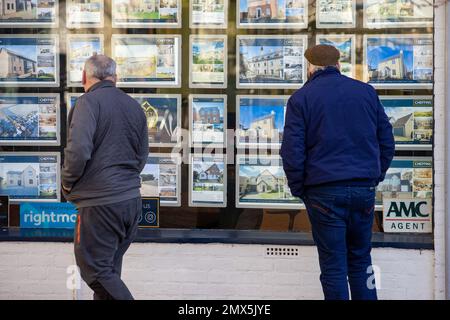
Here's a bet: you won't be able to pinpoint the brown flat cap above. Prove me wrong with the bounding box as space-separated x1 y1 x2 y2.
304 44 340 66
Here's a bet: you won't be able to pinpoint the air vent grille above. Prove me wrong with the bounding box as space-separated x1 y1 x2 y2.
266 247 299 257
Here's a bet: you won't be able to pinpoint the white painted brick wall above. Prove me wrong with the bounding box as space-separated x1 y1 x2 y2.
0 242 435 300
433 1 447 300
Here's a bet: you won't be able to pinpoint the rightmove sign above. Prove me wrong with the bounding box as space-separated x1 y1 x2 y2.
20 202 78 229
383 198 432 233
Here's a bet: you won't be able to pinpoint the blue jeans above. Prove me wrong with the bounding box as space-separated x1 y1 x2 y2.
303 186 378 300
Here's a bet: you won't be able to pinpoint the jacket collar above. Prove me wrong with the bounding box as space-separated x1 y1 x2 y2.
86 80 115 93
306 66 341 84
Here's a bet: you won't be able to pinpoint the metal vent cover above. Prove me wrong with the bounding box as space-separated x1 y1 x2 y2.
266 246 299 257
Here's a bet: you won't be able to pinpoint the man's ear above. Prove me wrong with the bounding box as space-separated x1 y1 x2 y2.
82 70 86 85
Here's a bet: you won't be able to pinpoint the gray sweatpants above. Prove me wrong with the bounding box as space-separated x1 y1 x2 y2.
74 197 141 300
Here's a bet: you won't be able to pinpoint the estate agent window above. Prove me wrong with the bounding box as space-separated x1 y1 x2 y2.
0 0 434 246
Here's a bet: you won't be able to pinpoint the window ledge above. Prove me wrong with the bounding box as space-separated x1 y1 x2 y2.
0 227 434 250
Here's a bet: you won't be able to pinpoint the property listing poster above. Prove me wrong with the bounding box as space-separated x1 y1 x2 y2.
316 35 355 78
237 96 287 149
376 158 433 206
190 35 227 88
236 155 301 209
0 35 58 86
238 0 307 29
380 96 433 148
0 0 58 27
65 93 81 114
112 35 180 87
0 94 59 145
0 153 60 202
237 36 306 89
316 0 355 28
112 0 181 28
140 154 181 207
66 0 104 28
364 0 433 28
190 0 227 28
190 154 226 207
67 35 103 86
190 95 226 147
365 35 433 88
132 94 181 147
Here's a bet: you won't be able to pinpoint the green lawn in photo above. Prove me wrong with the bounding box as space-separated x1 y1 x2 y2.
40 132 56 138
414 111 432 117
160 14 176 20
157 72 175 78
193 56 223 65
40 191 56 197
3 8 37 20
130 11 160 20
37 74 55 80
242 191 289 200
394 135 412 142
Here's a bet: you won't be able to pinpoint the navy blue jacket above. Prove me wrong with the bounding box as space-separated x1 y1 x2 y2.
280 67 395 198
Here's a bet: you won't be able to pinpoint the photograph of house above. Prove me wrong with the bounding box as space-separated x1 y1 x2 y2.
117 56 156 79
366 36 433 86
194 106 221 125
367 37 416 83
0 163 39 198
115 0 159 19
191 157 225 205
317 36 354 77
238 161 295 203
0 47 36 79
114 0 179 23
140 156 179 204
140 162 159 197
135 96 179 146
141 161 178 195
391 113 414 140
68 37 102 84
376 167 414 204
66 0 103 26
239 37 304 86
365 0 433 25
191 37 225 85
191 97 225 146
192 161 224 190
384 106 433 144
192 0 224 13
0 0 34 20
192 39 224 66
238 98 286 146
376 159 432 204
239 0 305 25
241 46 283 81
112 36 179 85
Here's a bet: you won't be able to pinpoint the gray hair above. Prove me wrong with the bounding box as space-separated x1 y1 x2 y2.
84 54 117 80
307 63 328 74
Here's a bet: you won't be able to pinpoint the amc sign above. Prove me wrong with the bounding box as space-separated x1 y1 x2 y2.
383 198 432 233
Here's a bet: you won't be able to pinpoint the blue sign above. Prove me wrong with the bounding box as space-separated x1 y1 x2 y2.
140 197 159 228
20 202 78 229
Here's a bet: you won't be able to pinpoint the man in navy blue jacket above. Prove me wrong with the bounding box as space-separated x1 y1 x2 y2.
280 45 395 300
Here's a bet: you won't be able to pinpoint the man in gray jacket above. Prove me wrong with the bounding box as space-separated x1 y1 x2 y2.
62 55 149 300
